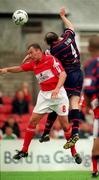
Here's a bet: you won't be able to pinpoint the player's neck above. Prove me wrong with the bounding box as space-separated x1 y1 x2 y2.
53 37 63 44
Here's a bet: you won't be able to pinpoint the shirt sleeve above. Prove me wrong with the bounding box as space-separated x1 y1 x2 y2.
21 61 33 71
61 28 75 39
50 56 64 76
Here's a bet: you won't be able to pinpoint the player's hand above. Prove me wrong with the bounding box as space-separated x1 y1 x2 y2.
22 54 30 64
60 7 66 17
0 68 7 73
51 88 60 99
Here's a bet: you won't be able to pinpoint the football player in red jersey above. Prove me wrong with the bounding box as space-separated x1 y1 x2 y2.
22 41 82 164
0 43 70 160
83 35 99 178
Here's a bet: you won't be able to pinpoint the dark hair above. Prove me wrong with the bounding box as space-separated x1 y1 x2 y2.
45 32 58 45
28 43 42 51
89 35 99 50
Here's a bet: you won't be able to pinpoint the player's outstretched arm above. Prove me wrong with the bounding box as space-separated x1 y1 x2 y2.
60 7 74 31
0 66 23 74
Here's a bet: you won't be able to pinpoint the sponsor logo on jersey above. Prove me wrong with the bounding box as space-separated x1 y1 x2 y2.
64 38 72 45
36 69 54 83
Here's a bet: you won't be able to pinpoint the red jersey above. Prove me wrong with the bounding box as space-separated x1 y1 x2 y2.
21 54 64 91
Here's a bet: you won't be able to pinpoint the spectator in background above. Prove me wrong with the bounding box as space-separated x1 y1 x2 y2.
0 129 3 139
83 35 99 178
3 126 17 140
2 115 20 138
12 90 29 115
20 82 32 103
77 95 93 138
0 91 3 105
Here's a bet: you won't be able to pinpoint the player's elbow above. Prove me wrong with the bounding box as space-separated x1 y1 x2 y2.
71 26 74 31
67 25 74 31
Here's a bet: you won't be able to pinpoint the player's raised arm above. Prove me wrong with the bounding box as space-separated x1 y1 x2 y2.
0 66 23 74
60 7 74 31
21 54 30 64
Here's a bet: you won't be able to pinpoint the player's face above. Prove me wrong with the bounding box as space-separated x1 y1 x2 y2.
27 47 41 62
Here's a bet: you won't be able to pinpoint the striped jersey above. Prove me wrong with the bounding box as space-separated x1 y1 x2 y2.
50 28 80 73
21 54 64 91
83 57 99 119
83 57 99 97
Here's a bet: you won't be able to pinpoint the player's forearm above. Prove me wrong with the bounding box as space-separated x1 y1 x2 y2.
60 15 74 31
4 66 23 73
22 54 30 64
56 71 67 89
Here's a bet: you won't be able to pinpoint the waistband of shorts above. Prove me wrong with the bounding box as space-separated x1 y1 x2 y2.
40 86 65 93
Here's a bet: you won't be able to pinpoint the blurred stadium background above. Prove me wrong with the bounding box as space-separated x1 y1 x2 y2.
0 0 99 180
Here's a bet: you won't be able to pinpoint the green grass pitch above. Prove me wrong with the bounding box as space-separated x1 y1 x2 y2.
1 171 95 180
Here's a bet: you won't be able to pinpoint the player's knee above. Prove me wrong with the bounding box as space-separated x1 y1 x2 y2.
31 119 38 126
29 116 38 126
70 96 80 109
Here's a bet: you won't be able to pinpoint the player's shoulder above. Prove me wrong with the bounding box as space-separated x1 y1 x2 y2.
61 28 75 37
45 54 52 58
43 54 53 65
45 54 54 60
45 54 59 65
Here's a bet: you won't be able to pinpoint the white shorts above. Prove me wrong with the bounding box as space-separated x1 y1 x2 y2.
33 87 69 116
